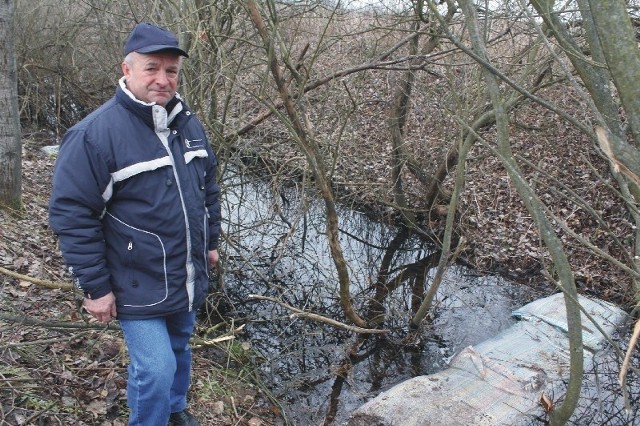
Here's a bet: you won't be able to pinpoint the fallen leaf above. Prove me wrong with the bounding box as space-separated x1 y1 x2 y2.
87 400 107 418
248 417 263 426
540 392 554 413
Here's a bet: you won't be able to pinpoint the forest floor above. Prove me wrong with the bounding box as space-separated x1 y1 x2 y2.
0 138 281 426
0 118 636 425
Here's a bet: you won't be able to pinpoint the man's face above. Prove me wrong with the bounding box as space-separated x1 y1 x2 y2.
122 52 182 106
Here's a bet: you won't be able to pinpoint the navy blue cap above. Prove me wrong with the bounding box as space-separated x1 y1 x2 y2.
124 22 189 58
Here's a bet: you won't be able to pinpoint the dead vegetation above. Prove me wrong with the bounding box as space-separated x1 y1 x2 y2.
2 1 640 424
0 138 279 425
0 82 634 424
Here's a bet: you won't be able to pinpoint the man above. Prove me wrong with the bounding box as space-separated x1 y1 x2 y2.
49 22 221 426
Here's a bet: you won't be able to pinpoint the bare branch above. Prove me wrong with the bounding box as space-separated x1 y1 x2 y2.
0 266 72 290
248 294 388 334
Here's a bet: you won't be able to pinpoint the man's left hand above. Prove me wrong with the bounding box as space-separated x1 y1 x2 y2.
208 249 219 269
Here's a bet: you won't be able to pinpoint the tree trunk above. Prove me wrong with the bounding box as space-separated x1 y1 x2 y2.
531 0 621 136
587 0 640 146
246 0 367 328
458 1 584 424
0 0 21 211
586 0 640 295
531 0 640 298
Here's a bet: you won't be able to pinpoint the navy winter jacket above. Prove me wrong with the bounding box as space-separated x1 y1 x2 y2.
49 79 221 319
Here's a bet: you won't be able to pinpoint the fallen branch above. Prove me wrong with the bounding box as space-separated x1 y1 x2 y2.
192 335 235 347
4 335 87 348
248 294 389 334
192 324 246 348
0 266 72 290
0 312 243 350
0 312 115 330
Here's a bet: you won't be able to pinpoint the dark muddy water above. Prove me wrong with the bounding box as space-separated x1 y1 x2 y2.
213 168 636 426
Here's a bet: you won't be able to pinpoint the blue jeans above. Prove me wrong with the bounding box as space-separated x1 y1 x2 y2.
119 310 196 426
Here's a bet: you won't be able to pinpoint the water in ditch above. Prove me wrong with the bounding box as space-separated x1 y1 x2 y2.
208 168 634 425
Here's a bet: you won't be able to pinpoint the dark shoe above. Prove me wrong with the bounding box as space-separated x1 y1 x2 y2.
169 410 200 426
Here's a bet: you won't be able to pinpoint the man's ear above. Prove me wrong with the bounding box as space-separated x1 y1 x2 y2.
121 61 131 78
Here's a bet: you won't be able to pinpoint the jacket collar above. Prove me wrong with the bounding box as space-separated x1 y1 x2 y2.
116 77 186 130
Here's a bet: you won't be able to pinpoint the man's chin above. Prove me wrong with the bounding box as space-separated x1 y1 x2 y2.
151 94 173 107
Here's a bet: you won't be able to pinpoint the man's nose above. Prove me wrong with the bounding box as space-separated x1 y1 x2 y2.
156 70 170 86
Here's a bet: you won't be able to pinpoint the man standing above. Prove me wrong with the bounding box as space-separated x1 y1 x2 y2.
49 22 221 426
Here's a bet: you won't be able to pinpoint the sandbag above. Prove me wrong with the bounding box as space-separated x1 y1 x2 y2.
348 293 627 426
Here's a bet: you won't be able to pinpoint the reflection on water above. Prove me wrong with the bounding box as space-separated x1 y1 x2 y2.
217 168 538 425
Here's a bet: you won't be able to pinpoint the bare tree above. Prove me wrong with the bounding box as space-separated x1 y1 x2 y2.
0 0 21 211
246 0 368 328
7 0 640 422
423 0 640 422
455 2 582 423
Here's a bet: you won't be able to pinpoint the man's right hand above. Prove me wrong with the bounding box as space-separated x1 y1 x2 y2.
84 292 117 323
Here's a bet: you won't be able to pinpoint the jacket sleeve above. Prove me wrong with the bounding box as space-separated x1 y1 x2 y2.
48 129 112 299
205 142 222 250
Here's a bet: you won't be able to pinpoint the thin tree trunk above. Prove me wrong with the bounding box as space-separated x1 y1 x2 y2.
586 0 640 146
458 1 583 424
530 0 640 298
388 22 419 226
586 0 640 296
246 0 367 328
0 0 21 211
388 2 456 224
530 0 620 135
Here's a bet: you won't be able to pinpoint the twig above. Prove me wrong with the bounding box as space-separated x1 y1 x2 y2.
619 318 640 393
248 294 389 334
231 396 239 420
0 313 115 331
0 266 72 290
4 336 79 348
0 312 249 351
22 401 57 425
192 324 246 348
0 377 40 383
192 335 235 347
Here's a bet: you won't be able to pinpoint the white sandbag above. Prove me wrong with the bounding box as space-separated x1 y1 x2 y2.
348 293 628 426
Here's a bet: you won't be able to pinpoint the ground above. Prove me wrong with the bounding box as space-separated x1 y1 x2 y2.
0 118 636 424
0 139 281 425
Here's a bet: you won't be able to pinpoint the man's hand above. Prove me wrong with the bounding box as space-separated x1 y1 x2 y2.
208 249 219 269
84 292 117 323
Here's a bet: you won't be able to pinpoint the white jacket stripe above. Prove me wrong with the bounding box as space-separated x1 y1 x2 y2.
102 157 172 202
184 149 208 164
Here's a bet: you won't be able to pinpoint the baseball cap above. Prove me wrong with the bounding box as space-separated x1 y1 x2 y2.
123 22 189 58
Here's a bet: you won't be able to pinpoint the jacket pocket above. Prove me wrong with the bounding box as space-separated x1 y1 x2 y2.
104 214 169 307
